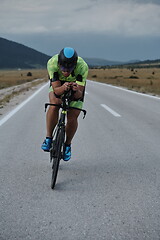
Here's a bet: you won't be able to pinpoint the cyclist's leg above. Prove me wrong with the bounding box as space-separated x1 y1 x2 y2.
42 87 62 151
63 108 80 160
63 100 84 160
65 108 81 145
46 88 62 138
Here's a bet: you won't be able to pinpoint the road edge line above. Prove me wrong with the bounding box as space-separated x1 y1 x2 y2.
0 82 48 127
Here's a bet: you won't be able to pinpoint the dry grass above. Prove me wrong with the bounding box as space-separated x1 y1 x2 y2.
0 79 48 106
88 67 160 96
0 67 160 105
0 69 48 89
0 69 48 107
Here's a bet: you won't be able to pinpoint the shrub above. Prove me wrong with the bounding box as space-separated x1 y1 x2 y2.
27 72 32 76
129 76 139 79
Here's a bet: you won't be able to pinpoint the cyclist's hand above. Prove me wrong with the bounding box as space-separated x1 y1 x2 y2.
63 82 71 92
71 83 78 92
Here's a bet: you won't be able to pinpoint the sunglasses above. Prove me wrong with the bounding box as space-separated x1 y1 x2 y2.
59 64 75 73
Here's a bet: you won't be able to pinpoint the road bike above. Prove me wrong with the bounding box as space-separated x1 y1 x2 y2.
45 90 86 189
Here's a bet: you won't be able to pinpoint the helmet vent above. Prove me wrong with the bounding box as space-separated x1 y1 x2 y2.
64 47 74 58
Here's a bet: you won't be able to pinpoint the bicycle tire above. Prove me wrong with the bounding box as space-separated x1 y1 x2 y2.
50 139 56 163
51 127 65 189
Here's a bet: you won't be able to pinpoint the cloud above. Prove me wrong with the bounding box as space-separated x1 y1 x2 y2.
66 1 160 37
131 0 160 4
0 0 160 37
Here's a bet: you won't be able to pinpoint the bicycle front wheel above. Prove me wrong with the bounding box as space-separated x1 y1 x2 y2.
51 127 65 189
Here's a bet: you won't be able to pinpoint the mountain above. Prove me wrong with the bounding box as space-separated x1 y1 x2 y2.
84 57 123 67
0 37 159 69
0 37 51 69
122 59 160 68
0 37 122 69
132 59 160 65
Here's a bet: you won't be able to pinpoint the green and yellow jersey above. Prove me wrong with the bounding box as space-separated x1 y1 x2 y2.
47 54 88 87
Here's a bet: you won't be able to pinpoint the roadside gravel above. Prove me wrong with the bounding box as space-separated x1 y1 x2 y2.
0 79 48 118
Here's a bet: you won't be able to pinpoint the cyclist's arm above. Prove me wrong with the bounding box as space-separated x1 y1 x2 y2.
47 60 70 96
47 55 68 96
72 83 84 100
51 81 70 97
73 62 88 99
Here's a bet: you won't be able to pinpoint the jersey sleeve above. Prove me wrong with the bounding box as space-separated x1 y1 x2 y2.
47 55 59 80
76 60 88 87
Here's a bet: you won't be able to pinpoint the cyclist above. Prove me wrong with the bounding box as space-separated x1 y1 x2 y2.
41 47 88 161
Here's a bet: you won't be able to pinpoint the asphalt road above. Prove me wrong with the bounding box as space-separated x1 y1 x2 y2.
0 80 160 240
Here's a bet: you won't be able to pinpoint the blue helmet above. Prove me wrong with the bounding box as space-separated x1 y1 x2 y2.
58 47 78 71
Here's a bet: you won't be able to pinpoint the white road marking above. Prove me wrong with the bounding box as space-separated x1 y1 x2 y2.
101 104 121 117
0 83 48 127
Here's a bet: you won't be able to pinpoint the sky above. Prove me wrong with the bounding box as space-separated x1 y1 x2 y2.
0 0 160 62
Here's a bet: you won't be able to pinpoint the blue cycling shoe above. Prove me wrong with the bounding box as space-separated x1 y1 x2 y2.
41 137 52 152
63 144 71 161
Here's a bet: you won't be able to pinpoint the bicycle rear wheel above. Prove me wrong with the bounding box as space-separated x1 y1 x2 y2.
51 127 65 189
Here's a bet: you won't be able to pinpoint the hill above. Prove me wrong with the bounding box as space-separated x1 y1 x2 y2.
84 57 123 67
0 37 51 69
0 37 159 69
0 37 123 69
121 59 160 69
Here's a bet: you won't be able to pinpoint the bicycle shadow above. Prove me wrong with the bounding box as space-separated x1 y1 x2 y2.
52 153 146 192
52 157 115 191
